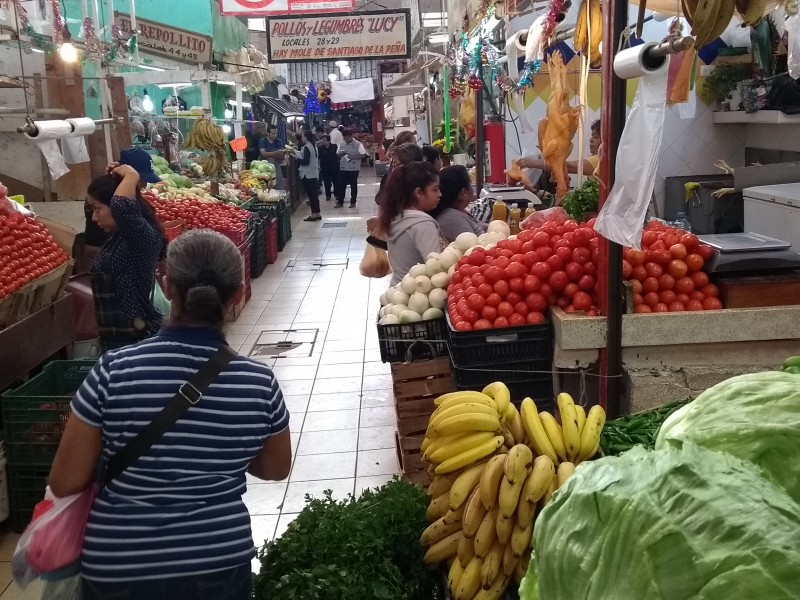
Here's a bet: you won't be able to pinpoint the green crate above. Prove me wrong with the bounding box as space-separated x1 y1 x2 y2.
1 361 96 466
8 463 50 532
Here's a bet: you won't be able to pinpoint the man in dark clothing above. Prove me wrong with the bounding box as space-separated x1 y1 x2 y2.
317 135 340 202
258 124 287 190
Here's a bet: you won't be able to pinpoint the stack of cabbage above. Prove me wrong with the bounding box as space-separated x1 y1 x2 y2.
520 370 800 600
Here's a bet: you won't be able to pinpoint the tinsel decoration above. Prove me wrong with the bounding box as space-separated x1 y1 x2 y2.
104 23 133 63
15 1 54 54
468 74 483 90
543 0 566 39
82 17 103 60
49 0 64 47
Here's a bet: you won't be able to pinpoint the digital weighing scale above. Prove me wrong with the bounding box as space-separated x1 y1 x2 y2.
479 185 543 208
698 232 800 274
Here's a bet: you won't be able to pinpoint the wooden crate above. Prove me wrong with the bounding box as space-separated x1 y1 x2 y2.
394 431 429 487
0 260 73 330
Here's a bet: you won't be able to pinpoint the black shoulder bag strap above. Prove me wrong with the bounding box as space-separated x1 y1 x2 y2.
103 345 237 486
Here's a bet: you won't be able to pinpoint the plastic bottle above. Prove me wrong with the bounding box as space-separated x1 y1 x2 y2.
508 203 521 235
674 212 692 232
491 196 508 222
524 206 536 219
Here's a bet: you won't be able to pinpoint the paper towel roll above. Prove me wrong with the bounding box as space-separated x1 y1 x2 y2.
24 120 73 140
613 43 669 80
67 117 97 136
33 140 70 179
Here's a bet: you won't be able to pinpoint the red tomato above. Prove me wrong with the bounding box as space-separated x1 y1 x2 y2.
642 277 660 294
493 316 510 328
462 278 473 290
546 255 564 272
686 299 704 311
521 252 538 269
494 256 511 270
669 243 688 260
467 294 486 312
701 283 719 298
578 275 596 291
622 259 633 279
641 230 658 248
471 273 486 287
690 290 706 302
536 246 554 261
632 293 644 306
658 274 675 290
460 306 480 323
454 320 473 331
703 297 723 310
514 301 529 315
557 295 571 309
645 262 663 278
483 265 504 285
675 276 695 294
521 241 536 254
525 293 547 312
508 313 527 327
527 311 546 324
531 262 552 280
653 303 670 313
533 231 550 247
548 271 569 291
659 290 677 305
634 304 652 313
629 280 643 295
486 293 502 307
482 305 498 321
505 262 527 279
468 250 486 266
572 227 593 248
651 249 671 265
508 278 524 294
563 283 579 299
628 249 646 266
473 319 492 330
668 260 689 279
643 292 659 307
680 233 699 250
518 230 535 243
572 247 592 265
631 265 648 282
697 244 715 260
690 271 709 288
668 301 686 312
573 291 592 311
685 253 704 273
497 301 515 318
539 283 553 298
676 293 690 304
583 262 598 277
493 280 510 297
451 272 463 286
506 292 522 306
523 275 541 294
564 262 583 282
478 283 494 297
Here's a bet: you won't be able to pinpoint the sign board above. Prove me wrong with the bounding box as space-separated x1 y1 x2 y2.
114 13 213 65
229 137 248 152
266 9 411 63
219 0 354 16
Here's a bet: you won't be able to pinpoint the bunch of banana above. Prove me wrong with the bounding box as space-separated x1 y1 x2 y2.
238 171 262 190
184 118 228 152
573 0 602 67
682 0 735 49
734 0 766 26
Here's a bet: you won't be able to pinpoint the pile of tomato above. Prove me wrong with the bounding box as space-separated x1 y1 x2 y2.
625 221 722 313
143 193 250 232
447 219 602 331
0 212 70 300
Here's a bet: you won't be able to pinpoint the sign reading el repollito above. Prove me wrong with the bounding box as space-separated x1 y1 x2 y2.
114 13 213 65
265 9 411 63
218 0 355 16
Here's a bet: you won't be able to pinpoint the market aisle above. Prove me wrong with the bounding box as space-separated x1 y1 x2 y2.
0 175 398 597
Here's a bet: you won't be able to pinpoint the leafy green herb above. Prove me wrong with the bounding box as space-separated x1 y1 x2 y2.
562 178 599 222
600 399 691 455
253 478 444 600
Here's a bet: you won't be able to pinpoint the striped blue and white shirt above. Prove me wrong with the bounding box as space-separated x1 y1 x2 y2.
71 326 289 583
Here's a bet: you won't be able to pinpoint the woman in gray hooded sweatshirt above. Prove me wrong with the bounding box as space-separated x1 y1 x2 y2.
378 161 447 286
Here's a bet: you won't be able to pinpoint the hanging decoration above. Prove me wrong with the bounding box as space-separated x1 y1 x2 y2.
49 0 64 47
304 80 323 114
15 0 54 54
82 17 103 61
103 23 136 64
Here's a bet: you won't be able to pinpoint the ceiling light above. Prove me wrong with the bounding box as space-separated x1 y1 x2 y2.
215 80 236 86
58 28 78 63
224 108 234 119
222 124 232 134
138 64 165 71
156 83 192 89
428 33 449 44
328 73 337 81
335 60 349 67
340 66 351 76
142 89 154 113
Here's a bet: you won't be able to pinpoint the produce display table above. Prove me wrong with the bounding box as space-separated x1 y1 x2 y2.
0 293 76 391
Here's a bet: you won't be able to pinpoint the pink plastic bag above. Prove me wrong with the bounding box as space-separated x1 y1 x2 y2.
521 206 568 230
12 485 96 586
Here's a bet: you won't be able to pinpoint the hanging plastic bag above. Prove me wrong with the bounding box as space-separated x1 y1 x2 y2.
151 280 171 319
359 244 392 278
594 65 670 249
41 574 83 600
521 206 568 230
667 49 696 105
12 486 96 588
787 13 800 79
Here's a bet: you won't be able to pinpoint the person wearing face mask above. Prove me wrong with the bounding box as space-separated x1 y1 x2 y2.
430 165 485 241
378 161 448 286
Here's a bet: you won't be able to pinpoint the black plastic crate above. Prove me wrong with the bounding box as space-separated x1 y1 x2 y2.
446 313 553 368
2 361 95 466
450 357 554 409
8 463 50 532
377 317 448 363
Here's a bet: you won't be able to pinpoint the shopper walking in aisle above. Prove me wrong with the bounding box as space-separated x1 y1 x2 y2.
335 129 366 208
430 165 485 241
48 229 292 600
327 120 344 147
318 134 340 202
86 163 167 351
258 124 287 190
296 130 322 222
379 161 447 286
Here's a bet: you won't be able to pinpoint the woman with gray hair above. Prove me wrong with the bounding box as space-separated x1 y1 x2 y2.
48 229 292 600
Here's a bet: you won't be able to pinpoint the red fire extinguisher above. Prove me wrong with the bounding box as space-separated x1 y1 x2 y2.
483 121 506 184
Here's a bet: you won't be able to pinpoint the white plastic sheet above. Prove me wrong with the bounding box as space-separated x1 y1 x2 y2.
787 14 800 79
594 63 669 249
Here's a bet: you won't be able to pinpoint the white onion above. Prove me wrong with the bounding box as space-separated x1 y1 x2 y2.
428 288 447 309
431 272 450 289
455 232 479 252
408 263 428 278
425 258 444 277
414 275 432 295
408 292 430 315
400 275 416 295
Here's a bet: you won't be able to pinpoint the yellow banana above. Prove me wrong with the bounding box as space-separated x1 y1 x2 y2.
520 398 559 464
575 404 586 437
479 454 506 511
463 487 488 538
474 507 498 558
421 515 462 546
482 382 511 416
435 390 496 407
476 572 511 600
542 476 557 506
577 404 606 462
511 519 533 557
480 541 504 589
557 393 581 461
428 403 500 435
454 555 483 600
508 406 526 444
498 476 524 519
539 411 568 461
523 452 557 505
432 412 501 438
443 502 466 526
424 431 493 463
427 473 457 498
514 550 530 584
448 555 465 592
588 0 602 67
504 444 533 485
449 461 488 510
423 530 461 565
742 0 766 26
427 491 450 521
574 0 588 53
517 497 535 528
557 461 575 489
435 436 504 475
496 512 514 544
502 542 519 576
500 426 515 448
457 530 475 567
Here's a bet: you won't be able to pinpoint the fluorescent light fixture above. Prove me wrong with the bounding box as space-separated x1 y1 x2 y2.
428 33 449 44
328 73 337 81
138 64 165 71
228 100 251 108
215 80 236 86
222 124 232 134
335 60 349 67
156 83 192 89
31 48 45 54
422 11 447 28
248 18 266 31
340 66 351 76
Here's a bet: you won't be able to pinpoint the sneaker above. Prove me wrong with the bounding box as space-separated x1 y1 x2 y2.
334 202 344 208
303 215 322 222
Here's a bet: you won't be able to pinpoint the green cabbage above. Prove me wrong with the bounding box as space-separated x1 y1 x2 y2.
655 371 800 503
522 444 800 600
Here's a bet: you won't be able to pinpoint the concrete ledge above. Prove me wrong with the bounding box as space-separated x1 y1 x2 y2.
552 305 800 351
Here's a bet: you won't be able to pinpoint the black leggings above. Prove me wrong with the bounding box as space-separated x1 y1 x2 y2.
321 168 338 199
302 177 320 214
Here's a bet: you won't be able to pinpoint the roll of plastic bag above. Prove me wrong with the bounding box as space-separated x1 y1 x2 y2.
787 14 800 79
594 63 669 249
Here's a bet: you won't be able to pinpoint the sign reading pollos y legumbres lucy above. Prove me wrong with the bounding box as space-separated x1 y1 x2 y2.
114 12 213 65
265 9 411 62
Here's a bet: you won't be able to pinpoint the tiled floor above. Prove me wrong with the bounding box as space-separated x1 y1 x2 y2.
0 175 399 596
